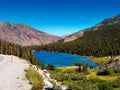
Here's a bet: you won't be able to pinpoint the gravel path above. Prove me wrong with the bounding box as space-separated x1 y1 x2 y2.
0 54 32 90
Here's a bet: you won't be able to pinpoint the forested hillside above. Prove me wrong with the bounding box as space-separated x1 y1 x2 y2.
63 14 120 42
34 24 120 57
0 39 40 65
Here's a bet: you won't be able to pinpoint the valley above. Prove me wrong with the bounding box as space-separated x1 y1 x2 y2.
0 13 120 90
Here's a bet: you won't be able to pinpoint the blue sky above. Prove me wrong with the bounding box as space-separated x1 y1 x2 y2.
0 0 120 36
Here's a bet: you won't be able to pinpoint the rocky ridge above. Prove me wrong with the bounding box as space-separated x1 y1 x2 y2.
0 21 57 46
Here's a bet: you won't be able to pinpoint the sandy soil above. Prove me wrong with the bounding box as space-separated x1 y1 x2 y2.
0 54 32 90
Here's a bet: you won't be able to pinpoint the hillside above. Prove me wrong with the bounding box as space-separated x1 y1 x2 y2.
0 21 57 46
63 14 120 42
36 15 120 57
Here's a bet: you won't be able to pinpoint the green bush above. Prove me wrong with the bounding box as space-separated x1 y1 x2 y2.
70 73 84 81
112 77 120 88
90 78 104 84
50 72 69 81
97 70 110 75
113 67 120 73
46 64 55 70
26 67 43 90
63 80 98 90
98 82 113 90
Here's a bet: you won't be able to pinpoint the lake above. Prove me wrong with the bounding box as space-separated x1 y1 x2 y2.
33 51 98 67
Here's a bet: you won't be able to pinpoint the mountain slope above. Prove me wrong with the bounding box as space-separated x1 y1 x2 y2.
0 21 57 46
37 14 120 56
64 14 120 42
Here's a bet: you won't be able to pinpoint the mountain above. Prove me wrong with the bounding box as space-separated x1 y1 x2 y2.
53 35 62 40
37 14 120 56
0 21 57 46
63 14 120 42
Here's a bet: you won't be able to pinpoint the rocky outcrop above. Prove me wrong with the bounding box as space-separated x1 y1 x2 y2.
64 30 84 42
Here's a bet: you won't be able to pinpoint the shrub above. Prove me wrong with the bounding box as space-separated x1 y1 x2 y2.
26 67 43 90
70 73 84 81
112 77 120 88
97 70 110 75
90 78 103 84
46 64 55 70
98 82 113 90
113 67 120 73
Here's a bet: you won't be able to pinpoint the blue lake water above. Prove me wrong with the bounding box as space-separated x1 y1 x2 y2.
33 51 98 67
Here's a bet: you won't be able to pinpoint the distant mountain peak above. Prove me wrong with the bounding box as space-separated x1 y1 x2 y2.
63 14 120 42
0 20 9 26
95 14 120 27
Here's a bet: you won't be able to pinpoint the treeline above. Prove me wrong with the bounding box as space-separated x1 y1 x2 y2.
0 40 40 65
33 24 120 57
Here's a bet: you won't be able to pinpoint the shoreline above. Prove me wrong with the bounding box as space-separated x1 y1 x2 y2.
33 51 98 68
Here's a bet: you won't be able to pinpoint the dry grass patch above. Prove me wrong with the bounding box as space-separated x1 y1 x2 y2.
86 71 118 81
87 56 110 65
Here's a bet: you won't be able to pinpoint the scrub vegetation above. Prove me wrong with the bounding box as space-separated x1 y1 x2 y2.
25 66 43 90
87 56 119 65
49 64 120 90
